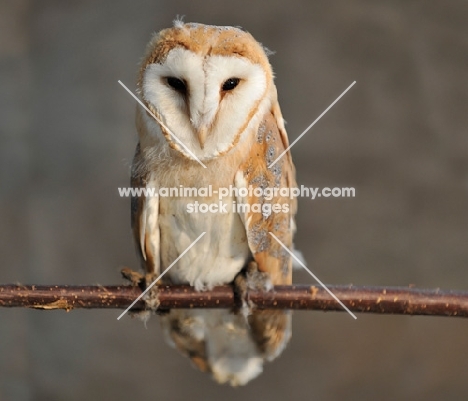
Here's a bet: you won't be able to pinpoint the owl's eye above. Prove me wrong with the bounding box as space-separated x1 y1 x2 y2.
166 77 187 93
222 78 240 91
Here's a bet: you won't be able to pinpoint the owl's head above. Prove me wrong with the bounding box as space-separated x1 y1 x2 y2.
137 21 275 162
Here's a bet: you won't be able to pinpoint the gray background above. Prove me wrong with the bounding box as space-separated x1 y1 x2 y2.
1 1 467 400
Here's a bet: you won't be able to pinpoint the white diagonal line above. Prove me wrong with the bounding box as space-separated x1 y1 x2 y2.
118 80 207 169
269 232 357 319
269 81 356 168
117 231 206 320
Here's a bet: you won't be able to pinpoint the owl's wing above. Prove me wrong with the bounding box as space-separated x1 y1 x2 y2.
131 143 160 276
234 109 297 360
234 109 297 285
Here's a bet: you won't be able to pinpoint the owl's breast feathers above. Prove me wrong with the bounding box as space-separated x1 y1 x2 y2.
131 107 297 283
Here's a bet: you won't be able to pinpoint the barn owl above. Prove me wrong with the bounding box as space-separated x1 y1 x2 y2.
125 20 297 386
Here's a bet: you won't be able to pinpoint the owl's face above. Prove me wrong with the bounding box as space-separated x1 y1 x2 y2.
138 22 275 161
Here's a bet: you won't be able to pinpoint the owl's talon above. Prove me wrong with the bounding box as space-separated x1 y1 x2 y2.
121 268 166 315
143 284 160 311
233 261 273 318
121 267 145 287
142 273 169 315
245 261 274 292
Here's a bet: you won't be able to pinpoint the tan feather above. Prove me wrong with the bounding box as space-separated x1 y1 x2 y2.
236 109 297 285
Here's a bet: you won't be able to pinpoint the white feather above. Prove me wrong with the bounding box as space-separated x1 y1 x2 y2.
142 48 268 161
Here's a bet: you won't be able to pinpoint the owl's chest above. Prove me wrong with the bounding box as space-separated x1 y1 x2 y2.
157 193 250 290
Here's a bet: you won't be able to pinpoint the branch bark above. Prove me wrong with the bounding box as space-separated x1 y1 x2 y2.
1 284 468 317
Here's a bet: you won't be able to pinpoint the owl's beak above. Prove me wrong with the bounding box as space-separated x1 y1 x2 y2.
197 126 208 149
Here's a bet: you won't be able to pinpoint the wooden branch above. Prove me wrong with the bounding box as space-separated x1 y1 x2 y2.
1 284 468 317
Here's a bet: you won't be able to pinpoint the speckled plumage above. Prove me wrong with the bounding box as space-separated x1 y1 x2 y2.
131 20 297 386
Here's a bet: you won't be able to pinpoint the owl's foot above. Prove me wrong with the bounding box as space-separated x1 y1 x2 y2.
233 261 273 318
142 272 161 312
121 268 164 316
121 267 145 288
